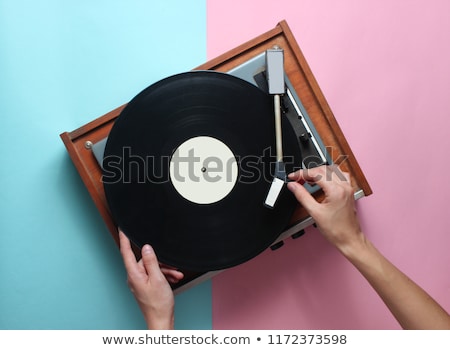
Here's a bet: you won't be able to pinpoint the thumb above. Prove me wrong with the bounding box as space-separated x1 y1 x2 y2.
141 244 162 277
287 181 319 214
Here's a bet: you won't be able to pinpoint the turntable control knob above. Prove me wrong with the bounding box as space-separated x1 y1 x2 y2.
270 240 284 251
299 132 311 143
291 229 305 239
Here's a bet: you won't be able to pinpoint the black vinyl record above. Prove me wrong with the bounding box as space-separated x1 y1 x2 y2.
103 70 301 271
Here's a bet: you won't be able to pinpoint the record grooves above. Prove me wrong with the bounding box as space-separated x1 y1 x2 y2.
103 71 302 271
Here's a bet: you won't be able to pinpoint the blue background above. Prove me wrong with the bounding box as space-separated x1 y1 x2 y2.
0 0 211 329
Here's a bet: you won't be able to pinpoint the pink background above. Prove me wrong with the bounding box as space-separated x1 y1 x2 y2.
208 0 450 329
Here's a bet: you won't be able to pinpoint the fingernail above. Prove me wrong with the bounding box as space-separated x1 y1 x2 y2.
287 182 296 191
142 245 152 254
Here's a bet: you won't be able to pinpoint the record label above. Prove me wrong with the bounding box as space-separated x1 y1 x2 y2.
169 136 238 205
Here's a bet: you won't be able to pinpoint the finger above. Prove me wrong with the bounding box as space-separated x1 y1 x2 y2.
160 267 184 283
287 169 305 183
315 166 353 199
165 274 183 284
141 244 163 277
290 166 350 198
328 164 350 183
287 181 320 214
288 165 327 184
119 230 139 274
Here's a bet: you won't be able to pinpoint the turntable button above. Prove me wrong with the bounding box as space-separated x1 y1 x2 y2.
299 132 311 143
291 229 305 239
270 240 284 251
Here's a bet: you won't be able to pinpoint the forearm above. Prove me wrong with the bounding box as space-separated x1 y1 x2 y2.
340 235 450 330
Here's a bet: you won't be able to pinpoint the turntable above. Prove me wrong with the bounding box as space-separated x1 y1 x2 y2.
60 20 371 293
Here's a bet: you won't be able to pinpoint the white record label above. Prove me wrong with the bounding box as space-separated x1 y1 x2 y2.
169 136 238 204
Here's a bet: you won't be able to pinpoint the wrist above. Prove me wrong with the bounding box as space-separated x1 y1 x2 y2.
145 314 174 330
141 303 175 330
335 230 369 261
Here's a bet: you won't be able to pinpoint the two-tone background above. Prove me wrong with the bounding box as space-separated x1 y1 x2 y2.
1 0 449 329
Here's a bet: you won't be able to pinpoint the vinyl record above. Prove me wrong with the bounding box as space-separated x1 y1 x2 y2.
103 70 301 271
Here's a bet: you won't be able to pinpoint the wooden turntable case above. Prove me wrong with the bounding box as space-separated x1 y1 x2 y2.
60 20 372 290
